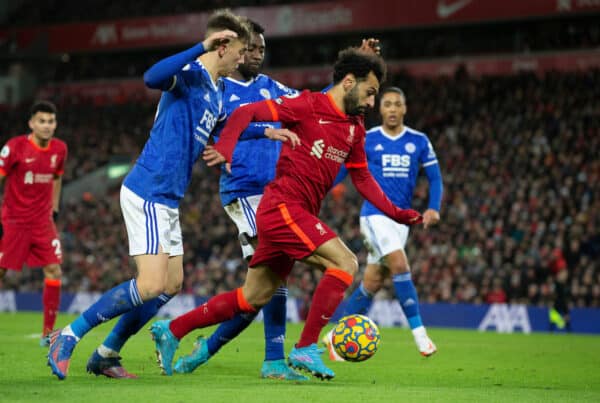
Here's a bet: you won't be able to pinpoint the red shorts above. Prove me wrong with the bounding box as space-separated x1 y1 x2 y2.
249 202 337 279
0 222 62 270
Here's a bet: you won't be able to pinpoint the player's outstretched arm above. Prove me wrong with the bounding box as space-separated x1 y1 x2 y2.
209 100 285 164
143 43 208 90
349 166 423 225
264 128 300 147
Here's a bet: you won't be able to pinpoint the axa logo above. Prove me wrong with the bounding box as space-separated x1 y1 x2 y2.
310 139 325 159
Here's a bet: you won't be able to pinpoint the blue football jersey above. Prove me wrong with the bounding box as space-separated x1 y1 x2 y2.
124 60 224 208
216 74 297 206
361 125 439 216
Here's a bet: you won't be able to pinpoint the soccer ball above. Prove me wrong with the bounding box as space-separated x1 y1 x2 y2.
331 314 381 362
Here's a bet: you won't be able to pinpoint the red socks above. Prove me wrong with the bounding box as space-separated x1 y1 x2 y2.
297 268 353 348
169 288 256 340
42 278 61 336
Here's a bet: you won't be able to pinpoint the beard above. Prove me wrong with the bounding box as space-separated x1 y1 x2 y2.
238 63 260 79
343 85 367 116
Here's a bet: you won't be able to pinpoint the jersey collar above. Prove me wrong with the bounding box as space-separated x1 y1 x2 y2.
379 126 406 141
225 74 261 87
28 134 51 151
326 93 347 119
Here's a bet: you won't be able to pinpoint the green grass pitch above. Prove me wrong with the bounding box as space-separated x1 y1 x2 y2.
0 312 599 402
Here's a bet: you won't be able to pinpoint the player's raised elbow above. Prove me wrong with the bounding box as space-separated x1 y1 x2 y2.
143 69 167 90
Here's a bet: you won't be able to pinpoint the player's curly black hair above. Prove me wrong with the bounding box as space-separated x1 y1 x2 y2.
243 18 265 35
206 9 251 43
30 100 57 117
332 47 386 84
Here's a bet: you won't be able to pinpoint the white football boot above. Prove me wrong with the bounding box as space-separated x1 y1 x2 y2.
321 329 345 362
413 326 437 357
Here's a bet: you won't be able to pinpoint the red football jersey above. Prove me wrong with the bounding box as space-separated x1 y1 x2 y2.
0 134 68 225
217 91 367 215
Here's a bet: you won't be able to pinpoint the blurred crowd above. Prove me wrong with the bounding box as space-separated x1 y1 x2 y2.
10 15 596 85
1 69 599 315
4 0 317 26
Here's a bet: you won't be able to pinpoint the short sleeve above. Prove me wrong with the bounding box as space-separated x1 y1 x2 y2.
56 143 67 176
0 138 17 176
269 91 311 125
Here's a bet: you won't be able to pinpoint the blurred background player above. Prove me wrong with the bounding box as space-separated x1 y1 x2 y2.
151 48 422 380
0 100 67 347
46 10 250 380
172 18 307 381
323 87 443 360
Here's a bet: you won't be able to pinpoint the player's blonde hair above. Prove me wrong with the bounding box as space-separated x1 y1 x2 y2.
206 9 251 43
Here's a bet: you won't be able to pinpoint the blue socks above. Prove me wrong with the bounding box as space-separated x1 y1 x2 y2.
103 293 173 352
263 287 287 361
206 286 288 361
344 282 374 316
71 279 143 339
206 312 257 355
392 272 423 329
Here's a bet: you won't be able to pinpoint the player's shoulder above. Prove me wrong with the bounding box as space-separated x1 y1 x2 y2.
3 134 28 148
366 125 384 135
261 74 296 93
274 89 309 104
51 137 68 151
404 125 429 140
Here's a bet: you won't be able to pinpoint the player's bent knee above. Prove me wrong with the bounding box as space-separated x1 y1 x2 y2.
165 282 182 296
43 264 62 279
363 277 382 294
135 279 167 300
242 285 275 310
337 254 359 277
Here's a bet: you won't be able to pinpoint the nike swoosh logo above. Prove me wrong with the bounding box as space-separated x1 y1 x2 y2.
25 158 35 163
321 315 331 321
318 119 332 124
437 0 472 19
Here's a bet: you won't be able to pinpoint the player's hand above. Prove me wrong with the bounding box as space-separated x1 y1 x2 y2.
423 209 440 229
395 209 423 226
264 128 301 149
203 145 227 166
359 38 381 55
203 29 238 51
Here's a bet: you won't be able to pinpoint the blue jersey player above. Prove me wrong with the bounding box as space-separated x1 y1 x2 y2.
323 87 443 359
47 10 251 380
170 19 307 381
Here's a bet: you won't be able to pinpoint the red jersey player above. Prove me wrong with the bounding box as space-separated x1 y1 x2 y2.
0 101 68 345
150 48 422 379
